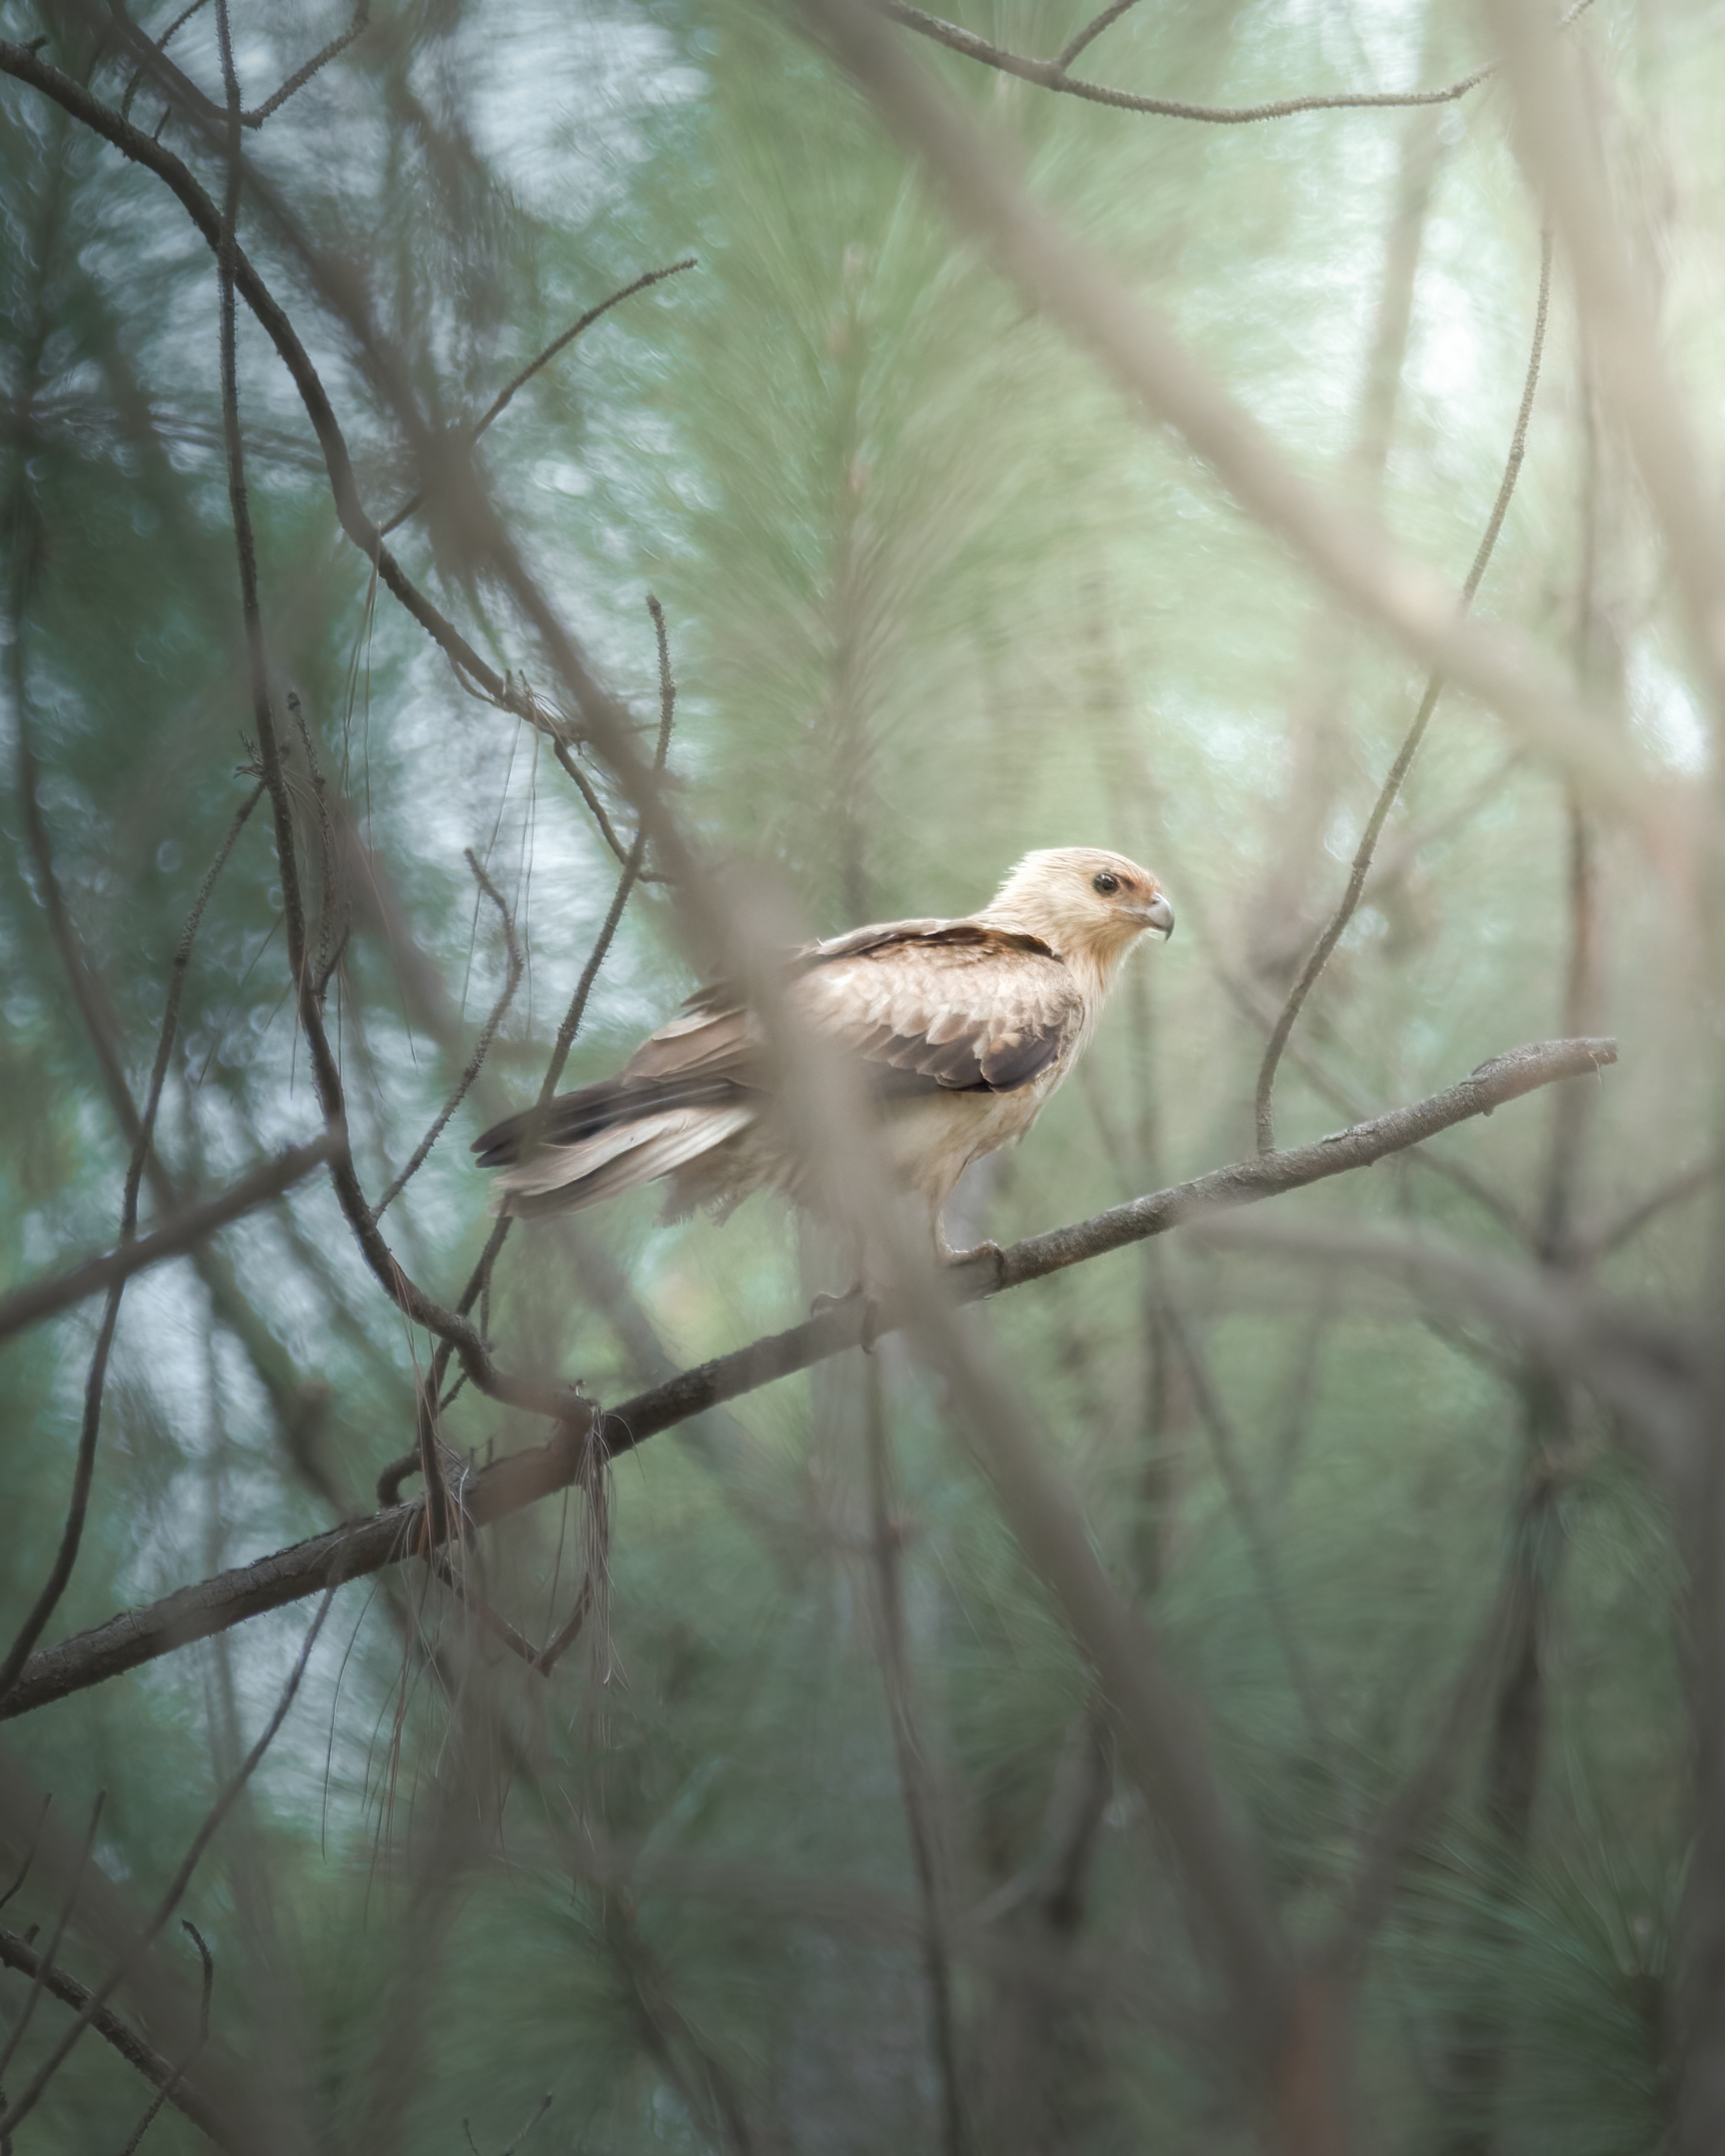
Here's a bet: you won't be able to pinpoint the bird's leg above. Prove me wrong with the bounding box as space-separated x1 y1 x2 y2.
935 1204 1004 1287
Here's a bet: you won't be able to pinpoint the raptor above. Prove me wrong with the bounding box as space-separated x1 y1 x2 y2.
474 847 1173 1262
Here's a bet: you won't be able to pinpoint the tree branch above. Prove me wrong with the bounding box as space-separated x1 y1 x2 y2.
0 1038 1614 1721
876 0 1499 121
0 1927 236 2154
1253 232 1553 1152
378 258 698 538
0 1135 338 1346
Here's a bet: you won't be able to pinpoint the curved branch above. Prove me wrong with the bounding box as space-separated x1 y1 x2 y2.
0 42 534 722
0 1037 1614 1722
878 0 1500 121
1253 232 1554 1153
378 257 699 539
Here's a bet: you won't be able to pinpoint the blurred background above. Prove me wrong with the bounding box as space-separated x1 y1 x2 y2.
0 0 1713 2148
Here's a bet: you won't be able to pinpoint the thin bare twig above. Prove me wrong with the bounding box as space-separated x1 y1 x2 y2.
545 594 674 1097
166 4 579 1415
877 0 1498 119
0 1925 236 2153
0 1136 337 1349
0 756 268 1703
1587 1157 1723 1258
1325 1591 1512 1970
0 1589 333 2140
115 1920 214 2155
429 1557 543 1668
430 595 678 1399
0 1793 104 2088
531 1577 593 1676
1160 1299 1332 1759
879 0 1597 124
0 1800 47 1916
0 1039 1616 1721
119 0 208 121
0 44 607 747
1253 231 1553 1153
861 1360 968 2156
1053 0 1141 74
792 0 1642 824
243 0 369 126
464 2095 553 2156
552 740 636 870
380 258 698 538
372 850 524 1220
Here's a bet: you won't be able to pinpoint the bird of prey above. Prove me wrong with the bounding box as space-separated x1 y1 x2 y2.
473 847 1173 1263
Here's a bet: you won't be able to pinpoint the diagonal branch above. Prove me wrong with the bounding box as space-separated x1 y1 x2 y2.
1253 231 1554 1153
379 258 698 539
0 1038 1614 1722
0 1926 236 2154
0 1590 334 2139
0 1135 338 1347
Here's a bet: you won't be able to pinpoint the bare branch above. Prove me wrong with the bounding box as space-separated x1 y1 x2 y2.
379 258 698 538
0 1589 333 2139
115 1921 214 2156
861 1361 967 2155
1253 233 1554 1152
1587 1157 1722 1258
0 1793 104 2089
0 1039 1615 1721
429 595 676 1398
118 0 208 123
1052 0 1141 75
243 0 369 126
0 44 560 733
877 0 1498 121
464 2095 553 2156
371 850 524 1220
0 1926 236 2154
1491 0 1725 721
0 1136 337 1351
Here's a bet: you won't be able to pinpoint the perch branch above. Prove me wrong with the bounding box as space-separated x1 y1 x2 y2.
0 1039 1614 1721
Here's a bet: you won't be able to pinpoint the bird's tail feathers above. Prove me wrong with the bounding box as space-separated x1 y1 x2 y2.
489 1103 758 1220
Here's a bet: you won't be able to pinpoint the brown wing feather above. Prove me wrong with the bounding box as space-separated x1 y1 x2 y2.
791 925 1079 1093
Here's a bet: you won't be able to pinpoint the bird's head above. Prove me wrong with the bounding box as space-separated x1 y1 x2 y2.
984 848 1174 973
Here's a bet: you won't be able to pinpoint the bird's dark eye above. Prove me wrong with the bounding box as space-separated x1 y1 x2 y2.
1092 872 1120 895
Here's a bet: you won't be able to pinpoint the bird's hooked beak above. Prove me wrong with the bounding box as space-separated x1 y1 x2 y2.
1135 894 1175 940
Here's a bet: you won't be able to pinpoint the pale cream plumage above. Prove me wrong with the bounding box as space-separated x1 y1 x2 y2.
473 848 1173 1259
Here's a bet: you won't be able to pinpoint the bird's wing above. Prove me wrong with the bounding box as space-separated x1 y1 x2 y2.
471 923 1078 1179
791 923 1081 1092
